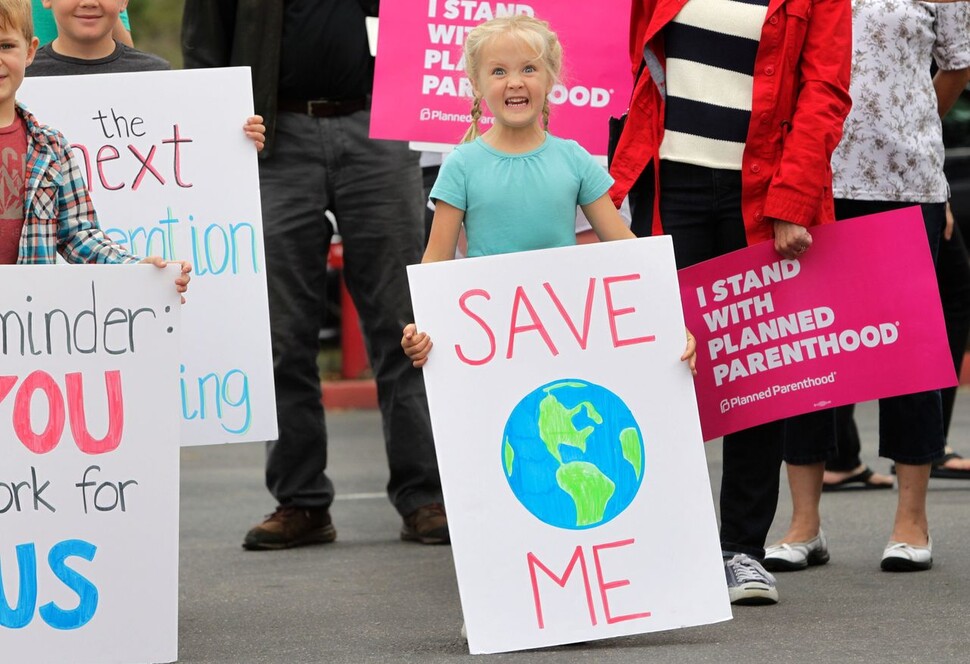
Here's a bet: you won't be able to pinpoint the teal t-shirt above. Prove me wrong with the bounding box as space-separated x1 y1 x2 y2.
32 2 131 45
430 134 613 258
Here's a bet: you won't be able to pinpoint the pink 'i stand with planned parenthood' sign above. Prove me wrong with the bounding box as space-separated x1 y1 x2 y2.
678 208 957 442
370 0 632 157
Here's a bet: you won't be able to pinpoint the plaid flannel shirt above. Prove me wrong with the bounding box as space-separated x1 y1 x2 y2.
16 102 139 265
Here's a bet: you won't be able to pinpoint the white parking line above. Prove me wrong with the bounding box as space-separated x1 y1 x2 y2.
334 492 386 501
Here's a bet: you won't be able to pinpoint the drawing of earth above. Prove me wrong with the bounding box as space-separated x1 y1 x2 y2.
501 379 644 530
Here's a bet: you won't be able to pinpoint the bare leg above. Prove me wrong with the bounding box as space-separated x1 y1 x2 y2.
890 463 931 545
775 462 824 543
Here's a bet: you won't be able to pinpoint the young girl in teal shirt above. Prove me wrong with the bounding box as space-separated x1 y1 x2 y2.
402 15 695 371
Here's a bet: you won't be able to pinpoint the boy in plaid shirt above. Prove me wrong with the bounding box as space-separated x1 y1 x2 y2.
0 0 190 297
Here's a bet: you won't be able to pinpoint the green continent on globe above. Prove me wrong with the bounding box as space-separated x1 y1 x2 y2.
556 461 615 526
619 427 643 480
503 437 514 476
537 384 603 463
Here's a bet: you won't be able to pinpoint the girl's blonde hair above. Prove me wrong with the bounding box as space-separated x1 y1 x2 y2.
461 15 563 143
0 0 33 42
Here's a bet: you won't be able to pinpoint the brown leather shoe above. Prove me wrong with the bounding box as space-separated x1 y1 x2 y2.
401 503 450 545
242 506 336 551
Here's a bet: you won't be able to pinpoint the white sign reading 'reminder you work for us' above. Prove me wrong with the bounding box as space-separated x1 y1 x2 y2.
1 265 181 664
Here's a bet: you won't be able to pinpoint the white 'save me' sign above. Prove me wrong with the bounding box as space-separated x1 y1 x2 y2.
407 238 730 654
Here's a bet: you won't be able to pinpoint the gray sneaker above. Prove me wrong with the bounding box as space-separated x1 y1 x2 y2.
724 554 779 605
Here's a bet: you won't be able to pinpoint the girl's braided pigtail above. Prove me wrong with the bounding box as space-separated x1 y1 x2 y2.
461 96 483 143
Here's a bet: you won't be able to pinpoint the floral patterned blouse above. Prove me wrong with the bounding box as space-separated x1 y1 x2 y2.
832 0 970 203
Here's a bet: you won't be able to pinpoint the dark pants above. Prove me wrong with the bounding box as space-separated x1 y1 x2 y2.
825 200 947 468
633 161 836 558
259 110 442 517
937 222 970 437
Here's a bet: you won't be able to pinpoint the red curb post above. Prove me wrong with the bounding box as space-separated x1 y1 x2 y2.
328 238 371 379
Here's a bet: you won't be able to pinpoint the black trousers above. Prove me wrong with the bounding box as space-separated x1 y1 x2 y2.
631 161 835 558
260 111 443 517
824 200 948 469
939 222 970 437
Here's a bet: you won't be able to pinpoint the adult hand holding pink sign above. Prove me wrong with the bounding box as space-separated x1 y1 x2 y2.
679 207 956 441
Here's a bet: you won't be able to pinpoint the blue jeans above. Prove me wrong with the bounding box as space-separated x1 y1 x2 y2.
259 109 442 516
633 160 836 558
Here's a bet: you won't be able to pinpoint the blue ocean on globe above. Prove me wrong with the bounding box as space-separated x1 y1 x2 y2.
501 379 645 530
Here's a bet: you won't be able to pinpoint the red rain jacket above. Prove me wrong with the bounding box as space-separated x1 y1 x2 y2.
609 0 852 245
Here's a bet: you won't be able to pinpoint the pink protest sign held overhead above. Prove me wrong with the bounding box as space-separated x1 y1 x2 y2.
370 0 632 156
679 208 957 441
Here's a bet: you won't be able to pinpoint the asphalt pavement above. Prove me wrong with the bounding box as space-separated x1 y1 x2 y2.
178 395 970 663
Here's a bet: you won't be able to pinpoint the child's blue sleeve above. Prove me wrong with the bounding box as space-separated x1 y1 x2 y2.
574 143 614 206
428 150 468 211
32 1 57 46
